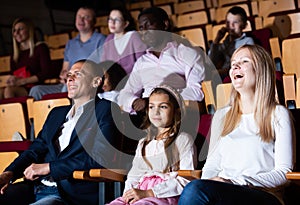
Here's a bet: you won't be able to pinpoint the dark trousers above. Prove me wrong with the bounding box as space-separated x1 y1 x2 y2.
0 181 35 205
178 179 282 205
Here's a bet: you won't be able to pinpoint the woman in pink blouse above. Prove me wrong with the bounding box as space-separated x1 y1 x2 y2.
101 7 147 75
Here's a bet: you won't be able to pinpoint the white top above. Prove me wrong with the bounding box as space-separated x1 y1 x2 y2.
114 31 133 55
124 132 197 198
41 100 92 187
202 105 294 189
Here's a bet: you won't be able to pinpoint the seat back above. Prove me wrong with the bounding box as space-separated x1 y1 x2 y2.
282 37 300 79
216 83 232 109
0 55 10 74
44 33 70 49
202 80 216 114
0 103 28 141
178 28 207 50
0 75 10 88
174 0 205 15
258 0 295 18
0 152 18 173
176 11 208 29
32 98 71 137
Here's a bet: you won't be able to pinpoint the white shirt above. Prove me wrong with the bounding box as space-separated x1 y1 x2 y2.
124 132 197 198
41 100 92 187
98 91 119 105
202 105 294 189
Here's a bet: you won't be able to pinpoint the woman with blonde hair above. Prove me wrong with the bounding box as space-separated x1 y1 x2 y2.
179 44 294 205
0 17 52 99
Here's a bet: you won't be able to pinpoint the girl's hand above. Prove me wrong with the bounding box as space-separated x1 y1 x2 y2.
122 188 154 204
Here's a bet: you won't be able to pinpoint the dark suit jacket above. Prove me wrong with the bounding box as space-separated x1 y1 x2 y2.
5 98 122 205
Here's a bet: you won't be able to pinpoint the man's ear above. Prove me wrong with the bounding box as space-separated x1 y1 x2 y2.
164 20 170 31
124 20 129 29
92 76 102 88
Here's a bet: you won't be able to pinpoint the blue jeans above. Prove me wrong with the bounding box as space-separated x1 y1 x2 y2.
29 184 66 205
178 179 282 205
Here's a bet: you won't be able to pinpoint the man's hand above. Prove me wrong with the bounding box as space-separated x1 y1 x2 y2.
0 171 13 194
210 176 232 184
132 98 147 112
23 163 50 181
122 188 154 204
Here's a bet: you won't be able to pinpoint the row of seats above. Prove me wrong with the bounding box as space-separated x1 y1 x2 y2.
0 95 71 172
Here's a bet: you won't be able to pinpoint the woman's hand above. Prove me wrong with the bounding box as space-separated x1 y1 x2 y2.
6 75 17 86
122 188 154 204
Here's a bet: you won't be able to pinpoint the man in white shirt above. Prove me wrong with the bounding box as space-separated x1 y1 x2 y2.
119 7 206 115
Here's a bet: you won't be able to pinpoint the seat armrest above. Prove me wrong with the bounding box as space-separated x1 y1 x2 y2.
286 172 300 180
73 169 127 182
177 170 202 180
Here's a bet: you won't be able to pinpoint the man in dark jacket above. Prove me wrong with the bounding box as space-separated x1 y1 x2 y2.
0 59 122 205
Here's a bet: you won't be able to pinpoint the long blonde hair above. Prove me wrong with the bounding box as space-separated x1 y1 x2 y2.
12 17 36 62
221 44 278 142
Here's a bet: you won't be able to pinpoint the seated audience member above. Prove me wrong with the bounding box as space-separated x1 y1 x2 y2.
101 7 147 74
97 61 127 104
29 6 106 100
118 7 207 127
0 60 122 205
108 84 197 205
178 44 294 205
208 6 254 82
0 17 52 99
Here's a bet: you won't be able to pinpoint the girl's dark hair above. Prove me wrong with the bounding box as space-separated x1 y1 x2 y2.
104 61 127 91
111 7 137 31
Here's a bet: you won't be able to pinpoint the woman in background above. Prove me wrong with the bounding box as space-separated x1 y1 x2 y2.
0 17 52 99
101 7 147 74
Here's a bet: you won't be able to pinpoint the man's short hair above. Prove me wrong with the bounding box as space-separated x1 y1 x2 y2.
227 6 247 24
138 7 171 31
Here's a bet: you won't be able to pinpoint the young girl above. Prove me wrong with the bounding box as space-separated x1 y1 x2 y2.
97 61 127 104
101 7 147 74
107 84 197 205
